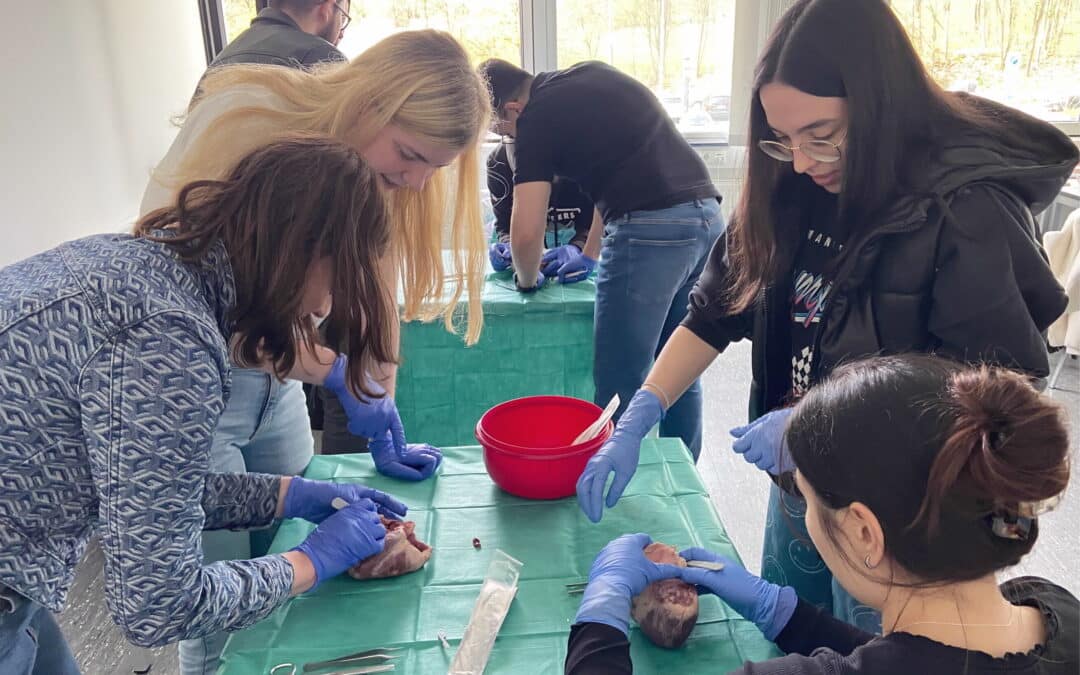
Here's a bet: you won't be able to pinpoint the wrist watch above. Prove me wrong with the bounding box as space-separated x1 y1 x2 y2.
513 272 541 293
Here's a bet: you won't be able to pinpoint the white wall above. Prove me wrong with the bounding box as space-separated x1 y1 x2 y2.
0 1 206 267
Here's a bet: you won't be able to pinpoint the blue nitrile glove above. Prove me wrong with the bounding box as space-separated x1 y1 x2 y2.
574 533 683 635
322 355 405 452
576 389 664 523
282 476 408 523
514 269 545 292
551 248 597 284
489 242 512 271
730 407 795 476
541 244 582 277
677 548 798 640
368 432 443 481
291 500 387 587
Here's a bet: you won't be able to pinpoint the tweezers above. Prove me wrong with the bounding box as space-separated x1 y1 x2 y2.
271 659 396 675
316 666 395 675
564 560 725 595
686 560 725 571
565 581 588 596
302 648 401 673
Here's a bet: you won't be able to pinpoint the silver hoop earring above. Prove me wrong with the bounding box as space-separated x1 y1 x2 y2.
864 554 875 569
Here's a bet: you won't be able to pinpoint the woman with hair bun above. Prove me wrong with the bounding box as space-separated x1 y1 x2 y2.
566 353 1077 674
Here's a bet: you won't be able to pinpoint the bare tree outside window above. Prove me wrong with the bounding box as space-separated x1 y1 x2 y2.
223 0 257 42
338 0 521 65
891 0 1080 123
557 0 737 139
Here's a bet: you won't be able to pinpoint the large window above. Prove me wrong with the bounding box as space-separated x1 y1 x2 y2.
557 0 736 139
218 0 521 66
890 0 1080 125
338 0 520 64
223 0 256 42
203 1 1080 143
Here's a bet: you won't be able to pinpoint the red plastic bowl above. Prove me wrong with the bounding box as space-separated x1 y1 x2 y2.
475 396 614 499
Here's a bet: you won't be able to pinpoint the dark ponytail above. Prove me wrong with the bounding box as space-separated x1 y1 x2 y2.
912 365 1070 544
787 354 1070 585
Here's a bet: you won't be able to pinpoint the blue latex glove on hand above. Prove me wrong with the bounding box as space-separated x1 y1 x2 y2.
540 244 580 274
323 356 405 452
369 433 443 481
547 246 597 284
678 547 798 640
574 533 683 635
541 244 582 276
282 476 408 523
576 389 664 522
292 500 387 588
489 242 512 271
730 407 795 475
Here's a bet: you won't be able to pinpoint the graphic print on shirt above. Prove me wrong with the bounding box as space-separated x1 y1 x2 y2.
488 164 584 228
791 228 845 396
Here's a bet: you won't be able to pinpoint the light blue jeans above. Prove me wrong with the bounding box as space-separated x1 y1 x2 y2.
178 369 314 675
0 585 80 675
762 483 882 633
593 199 724 460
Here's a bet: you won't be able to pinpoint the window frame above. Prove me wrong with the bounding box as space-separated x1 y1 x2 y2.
197 0 228 65
198 0 1077 139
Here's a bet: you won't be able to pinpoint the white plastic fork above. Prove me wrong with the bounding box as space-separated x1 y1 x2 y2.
571 394 620 445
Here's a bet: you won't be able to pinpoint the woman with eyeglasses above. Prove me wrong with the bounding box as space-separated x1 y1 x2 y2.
566 355 1078 674
575 0 1075 631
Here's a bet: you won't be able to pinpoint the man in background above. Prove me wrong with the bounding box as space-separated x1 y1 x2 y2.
211 0 349 69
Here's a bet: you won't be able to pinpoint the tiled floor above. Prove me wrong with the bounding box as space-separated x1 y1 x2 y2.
57 348 1080 674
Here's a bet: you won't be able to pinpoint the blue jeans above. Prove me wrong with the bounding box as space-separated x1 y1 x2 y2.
0 586 80 675
178 369 314 675
762 484 882 633
594 199 723 459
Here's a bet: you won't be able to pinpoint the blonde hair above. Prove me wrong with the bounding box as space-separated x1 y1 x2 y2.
155 30 490 344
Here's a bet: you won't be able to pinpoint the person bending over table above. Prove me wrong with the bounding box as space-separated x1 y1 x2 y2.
477 57 723 461
0 137 411 674
142 29 492 495
566 354 1078 674
485 136 595 277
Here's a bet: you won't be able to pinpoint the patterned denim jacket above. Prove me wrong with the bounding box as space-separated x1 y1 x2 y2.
0 234 293 646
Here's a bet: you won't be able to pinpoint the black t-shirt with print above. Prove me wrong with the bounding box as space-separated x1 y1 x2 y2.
790 193 843 396
512 61 718 222
487 143 594 249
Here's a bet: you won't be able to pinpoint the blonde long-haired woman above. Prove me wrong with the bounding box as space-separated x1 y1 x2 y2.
140 29 489 675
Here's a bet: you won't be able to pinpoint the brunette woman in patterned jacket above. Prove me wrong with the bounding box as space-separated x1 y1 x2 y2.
0 136 409 673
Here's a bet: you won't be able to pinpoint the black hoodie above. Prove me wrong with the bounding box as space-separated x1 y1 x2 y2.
683 96 1077 420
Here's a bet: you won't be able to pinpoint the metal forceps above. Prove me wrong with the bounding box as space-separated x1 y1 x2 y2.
269 647 400 675
564 560 725 595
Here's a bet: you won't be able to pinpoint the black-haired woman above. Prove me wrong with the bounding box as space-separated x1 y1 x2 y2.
0 136 409 672
567 354 1078 674
575 0 1075 629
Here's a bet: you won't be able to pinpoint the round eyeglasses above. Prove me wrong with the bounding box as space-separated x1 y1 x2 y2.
758 132 846 163
333 1 351 30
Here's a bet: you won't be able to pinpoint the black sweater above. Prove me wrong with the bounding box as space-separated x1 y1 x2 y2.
565 577 1079 674
681 96 1077 420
